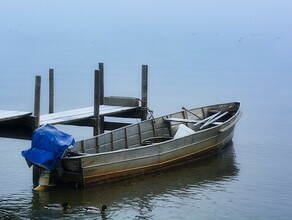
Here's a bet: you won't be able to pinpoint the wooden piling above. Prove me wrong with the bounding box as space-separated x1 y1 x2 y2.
49 68 54 114
99 63 104 105
34 75 41 128
99 63 105 133
141 65 148 121
93 70 100 136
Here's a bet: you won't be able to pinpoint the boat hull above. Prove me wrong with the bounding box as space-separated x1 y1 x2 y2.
83 130 235 186
53 102 241 186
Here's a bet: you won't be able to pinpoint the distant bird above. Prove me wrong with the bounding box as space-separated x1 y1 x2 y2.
44 202 71 211
83 204 108 214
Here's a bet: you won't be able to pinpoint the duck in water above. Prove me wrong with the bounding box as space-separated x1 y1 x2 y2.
83 204 108 214
44 202 71 212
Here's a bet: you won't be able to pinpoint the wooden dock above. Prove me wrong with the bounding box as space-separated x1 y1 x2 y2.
0 103 140 133
39 105 138 126
0 110 32 122
0 63 149 139
0 104 139 126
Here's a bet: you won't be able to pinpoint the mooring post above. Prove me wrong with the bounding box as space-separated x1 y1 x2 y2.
49 68 54 114
94 69 100 136
34 75 41 128
99 63 104 104
141 64 148 121
98 62 105 133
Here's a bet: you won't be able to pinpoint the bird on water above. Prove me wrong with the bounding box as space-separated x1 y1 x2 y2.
44 202 71 211
83 204 108 214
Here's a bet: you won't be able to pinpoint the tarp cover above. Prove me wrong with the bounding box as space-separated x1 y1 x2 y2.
22 124 75 171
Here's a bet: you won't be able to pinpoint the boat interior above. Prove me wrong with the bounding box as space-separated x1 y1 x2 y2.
68 102 239 155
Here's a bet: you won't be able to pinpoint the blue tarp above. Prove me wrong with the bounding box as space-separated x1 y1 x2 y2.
21 124 75 171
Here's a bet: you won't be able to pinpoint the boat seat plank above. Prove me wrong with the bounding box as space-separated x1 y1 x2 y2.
164 117 223 126
163 118 200 123
164 117 223 124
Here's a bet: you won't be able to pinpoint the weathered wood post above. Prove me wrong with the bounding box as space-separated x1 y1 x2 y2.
49 68 54 114
99 63 104 105
141 65 148 121
34 75 41 128
94 69 100 136
99 62 105 133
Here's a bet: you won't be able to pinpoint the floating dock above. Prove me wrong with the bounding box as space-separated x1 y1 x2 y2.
0 63 149 139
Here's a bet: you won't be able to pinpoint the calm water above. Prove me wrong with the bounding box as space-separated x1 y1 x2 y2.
1 0 292 219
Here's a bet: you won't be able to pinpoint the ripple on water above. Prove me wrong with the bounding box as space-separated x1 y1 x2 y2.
0 191 33 219
0 142 239 219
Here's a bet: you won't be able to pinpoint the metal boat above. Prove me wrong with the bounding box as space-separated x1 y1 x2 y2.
47 102 241 187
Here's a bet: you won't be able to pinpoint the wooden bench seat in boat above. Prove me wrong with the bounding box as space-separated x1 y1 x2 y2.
163 117 223 126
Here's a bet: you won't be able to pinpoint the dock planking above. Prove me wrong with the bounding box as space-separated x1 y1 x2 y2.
39 105 139 126
0 110 32 122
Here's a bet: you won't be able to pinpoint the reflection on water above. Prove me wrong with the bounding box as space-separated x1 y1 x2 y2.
0 142 238 219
